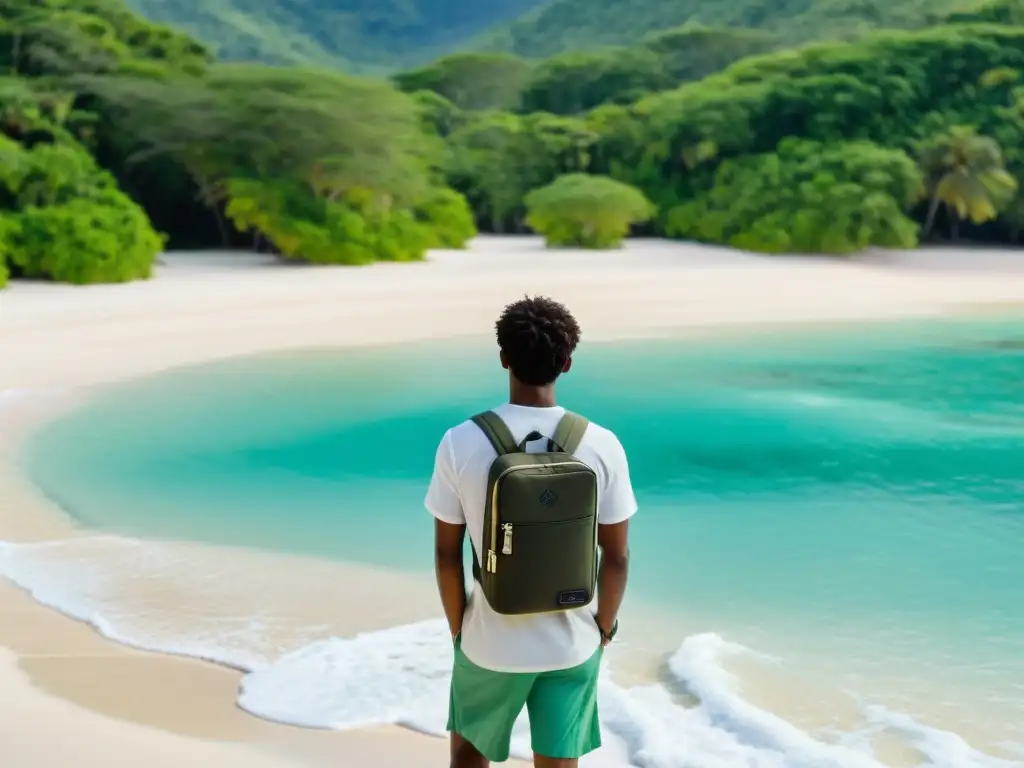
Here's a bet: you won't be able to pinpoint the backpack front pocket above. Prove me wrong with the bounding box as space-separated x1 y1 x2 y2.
485 516 597 615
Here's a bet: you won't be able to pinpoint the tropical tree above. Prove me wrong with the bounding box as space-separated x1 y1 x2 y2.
518 47 669 115
445 110 598 233
642 25 778 84
524 173 654 248
87 66 440 258
916 126 1018 240
410 90 465 138
82 75 241 243
392 53 532 111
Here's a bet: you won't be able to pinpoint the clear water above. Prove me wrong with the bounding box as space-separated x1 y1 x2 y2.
21 317 1024 760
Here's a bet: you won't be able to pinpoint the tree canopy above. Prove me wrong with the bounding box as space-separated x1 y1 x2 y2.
9 0 1024 288
392 53 533 111
0 0 479 285
474 0 981 60
666 139 921 254
123 0 540 71
525 174 654 248
392 25 784 117
83 0 996 73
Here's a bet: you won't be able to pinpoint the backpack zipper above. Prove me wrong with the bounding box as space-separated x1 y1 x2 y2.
486 461 583 573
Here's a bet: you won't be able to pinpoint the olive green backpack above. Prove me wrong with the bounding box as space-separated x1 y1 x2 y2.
470 410 599 615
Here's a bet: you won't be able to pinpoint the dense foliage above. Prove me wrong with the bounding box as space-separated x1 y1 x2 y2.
525 174 654 248
0 77 164 285
948 0 1024 24
120 0 995 73
7 0 1024 289
516 26 781 115
665 140 921 253
124 0 540 71
476 0 981 60
393 53 533 110
432 20 1024 250
0 0 211 75
88 66 478 263
0 0 478 286
393 26 784 117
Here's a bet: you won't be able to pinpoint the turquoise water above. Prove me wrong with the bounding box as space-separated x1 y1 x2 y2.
24 317 1024 744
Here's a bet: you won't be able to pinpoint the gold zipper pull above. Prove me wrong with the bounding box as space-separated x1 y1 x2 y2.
502 524 513 555
487 550 497 572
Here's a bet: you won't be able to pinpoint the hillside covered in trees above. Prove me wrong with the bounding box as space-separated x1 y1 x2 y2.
476 0 981 59
122 0 991 71
124 0 539 71
4 0 1024 289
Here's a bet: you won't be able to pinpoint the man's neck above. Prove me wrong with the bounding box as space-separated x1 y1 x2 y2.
508 385 557 408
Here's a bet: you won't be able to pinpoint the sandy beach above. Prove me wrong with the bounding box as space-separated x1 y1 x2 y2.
3 236 1024 767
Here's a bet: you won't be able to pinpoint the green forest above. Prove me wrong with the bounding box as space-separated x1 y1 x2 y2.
123 0 540 71
3 0 1024 288
121 0 990 70
477 0 971 59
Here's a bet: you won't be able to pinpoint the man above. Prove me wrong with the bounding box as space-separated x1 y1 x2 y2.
425 295 637 768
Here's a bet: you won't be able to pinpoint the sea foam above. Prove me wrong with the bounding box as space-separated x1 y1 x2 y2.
0 536 1018 768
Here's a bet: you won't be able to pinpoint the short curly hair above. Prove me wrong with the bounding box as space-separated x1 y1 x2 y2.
495 296 581 386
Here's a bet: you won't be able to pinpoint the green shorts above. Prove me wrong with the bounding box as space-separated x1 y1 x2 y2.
447 636 602 762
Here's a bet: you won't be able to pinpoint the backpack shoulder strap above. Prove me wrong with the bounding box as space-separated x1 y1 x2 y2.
470 410 516 584
551 411 589 455
471 411 518 455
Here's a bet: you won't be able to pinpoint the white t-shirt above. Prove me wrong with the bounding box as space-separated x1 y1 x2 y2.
425 403 637 673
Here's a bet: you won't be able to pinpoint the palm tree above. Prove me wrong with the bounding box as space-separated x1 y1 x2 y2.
917 126 1018 240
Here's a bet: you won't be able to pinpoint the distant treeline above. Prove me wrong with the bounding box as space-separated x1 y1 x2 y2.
2 0 1024 287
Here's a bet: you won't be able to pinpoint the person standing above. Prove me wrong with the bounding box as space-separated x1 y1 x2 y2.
426 295 637 767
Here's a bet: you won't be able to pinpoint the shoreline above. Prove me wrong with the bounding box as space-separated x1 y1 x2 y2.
0 391 484 766
3 237 1024 766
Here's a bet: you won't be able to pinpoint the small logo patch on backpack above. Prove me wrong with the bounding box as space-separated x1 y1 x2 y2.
558 589 589 606
539 489 558 507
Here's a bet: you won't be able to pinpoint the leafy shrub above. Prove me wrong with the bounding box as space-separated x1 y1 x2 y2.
225 178 436 264
7 188 163 284
0 135 163 284
415 187 477 248
524 173 654 248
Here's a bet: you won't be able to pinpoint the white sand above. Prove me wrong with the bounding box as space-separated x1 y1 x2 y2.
2 236 1024 767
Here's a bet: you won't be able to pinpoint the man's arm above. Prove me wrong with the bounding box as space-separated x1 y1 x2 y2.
425 431 467 640
594 432 636 644
595 520 629 644
434 519 468 639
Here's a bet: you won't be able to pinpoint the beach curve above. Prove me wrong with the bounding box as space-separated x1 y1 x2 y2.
3 237 1024 767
